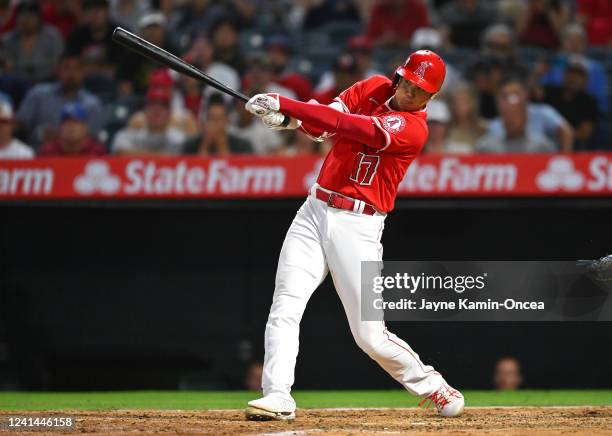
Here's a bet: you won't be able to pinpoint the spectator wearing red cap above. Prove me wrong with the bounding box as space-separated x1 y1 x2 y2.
0 98 33 159
125 69 198 137
39 101 106 156
365 0 429 47
111 86 186 155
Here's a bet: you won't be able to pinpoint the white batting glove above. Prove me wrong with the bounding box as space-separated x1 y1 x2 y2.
245 93 280 116
262 111 301 130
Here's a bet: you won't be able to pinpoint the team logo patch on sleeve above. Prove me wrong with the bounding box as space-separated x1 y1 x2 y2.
382 114 406 133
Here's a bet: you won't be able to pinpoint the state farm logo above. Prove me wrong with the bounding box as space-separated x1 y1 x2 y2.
74 161 121 195
400 157 517 192
73 159 286 196
536 157 584 191
382 114 406 133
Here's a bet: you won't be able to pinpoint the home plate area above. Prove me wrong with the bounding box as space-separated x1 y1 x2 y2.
4 407 611 435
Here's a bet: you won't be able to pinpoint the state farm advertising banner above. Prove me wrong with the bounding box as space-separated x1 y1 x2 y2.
0 153 611 200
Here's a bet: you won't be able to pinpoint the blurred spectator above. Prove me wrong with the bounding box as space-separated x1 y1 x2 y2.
183 36 240 110
39 102 105 156
535 56 600 150
366 0 429 46
515 0 569 50
315 34 382 94
166 0 226 52
439 0 498 48
126 70 199 138
266 35 312 102
1 0 64 83
410 28 461 95
314 53 361 105
112 87 185 155
493 357 523 390
476 75 573 152
289 0 361 29
231 98 283 155
539 23 608 113
480 23 528 76
424 99 451 153
16 55 104 147
184 93 252 155
65 0 124 75
116 11 174 95
469 24 528 119
468 56 505 119
209 17 245 75
243 54 296 99
0 99 33 159
576 0 612 46
244 362 263 391
444 83 488 154
109 0 151 31
41 0 82 39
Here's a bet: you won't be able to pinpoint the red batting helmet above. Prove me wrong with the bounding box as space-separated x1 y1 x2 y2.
394 50 446 94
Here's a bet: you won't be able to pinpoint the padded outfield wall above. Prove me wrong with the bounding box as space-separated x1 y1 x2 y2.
1 196 611 391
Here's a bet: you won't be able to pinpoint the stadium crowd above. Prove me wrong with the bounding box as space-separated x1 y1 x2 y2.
0 0 609 159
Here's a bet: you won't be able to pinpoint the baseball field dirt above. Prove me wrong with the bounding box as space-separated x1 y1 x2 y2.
1 407 612 435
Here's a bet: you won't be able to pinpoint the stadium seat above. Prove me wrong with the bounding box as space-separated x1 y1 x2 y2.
321 21 363 46
84 74 118 105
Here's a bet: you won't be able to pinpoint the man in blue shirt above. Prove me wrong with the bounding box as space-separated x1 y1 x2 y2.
539 23 608 114
477 75 574 153
16 55 103 148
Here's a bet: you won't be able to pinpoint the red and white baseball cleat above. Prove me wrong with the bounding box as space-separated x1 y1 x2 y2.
245 394 296 421
419 382 465 417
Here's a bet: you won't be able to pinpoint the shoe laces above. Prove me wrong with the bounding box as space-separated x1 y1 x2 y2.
419 384 462 411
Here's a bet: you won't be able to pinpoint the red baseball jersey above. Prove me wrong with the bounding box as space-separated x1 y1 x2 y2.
316 75 428 212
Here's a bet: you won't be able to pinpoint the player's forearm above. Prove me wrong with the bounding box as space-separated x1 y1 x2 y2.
279 96 384 146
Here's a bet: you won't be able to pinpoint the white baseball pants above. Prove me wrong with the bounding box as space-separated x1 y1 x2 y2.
262 185 444 398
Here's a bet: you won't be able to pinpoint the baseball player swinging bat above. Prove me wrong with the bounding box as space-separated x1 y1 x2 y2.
114 25 465 420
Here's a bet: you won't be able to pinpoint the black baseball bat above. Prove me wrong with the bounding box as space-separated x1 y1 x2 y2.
111 27 249 103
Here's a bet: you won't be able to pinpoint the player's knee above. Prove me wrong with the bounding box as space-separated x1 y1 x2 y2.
352 330 385 357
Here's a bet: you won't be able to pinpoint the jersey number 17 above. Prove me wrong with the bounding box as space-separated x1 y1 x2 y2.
349 152 380 186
